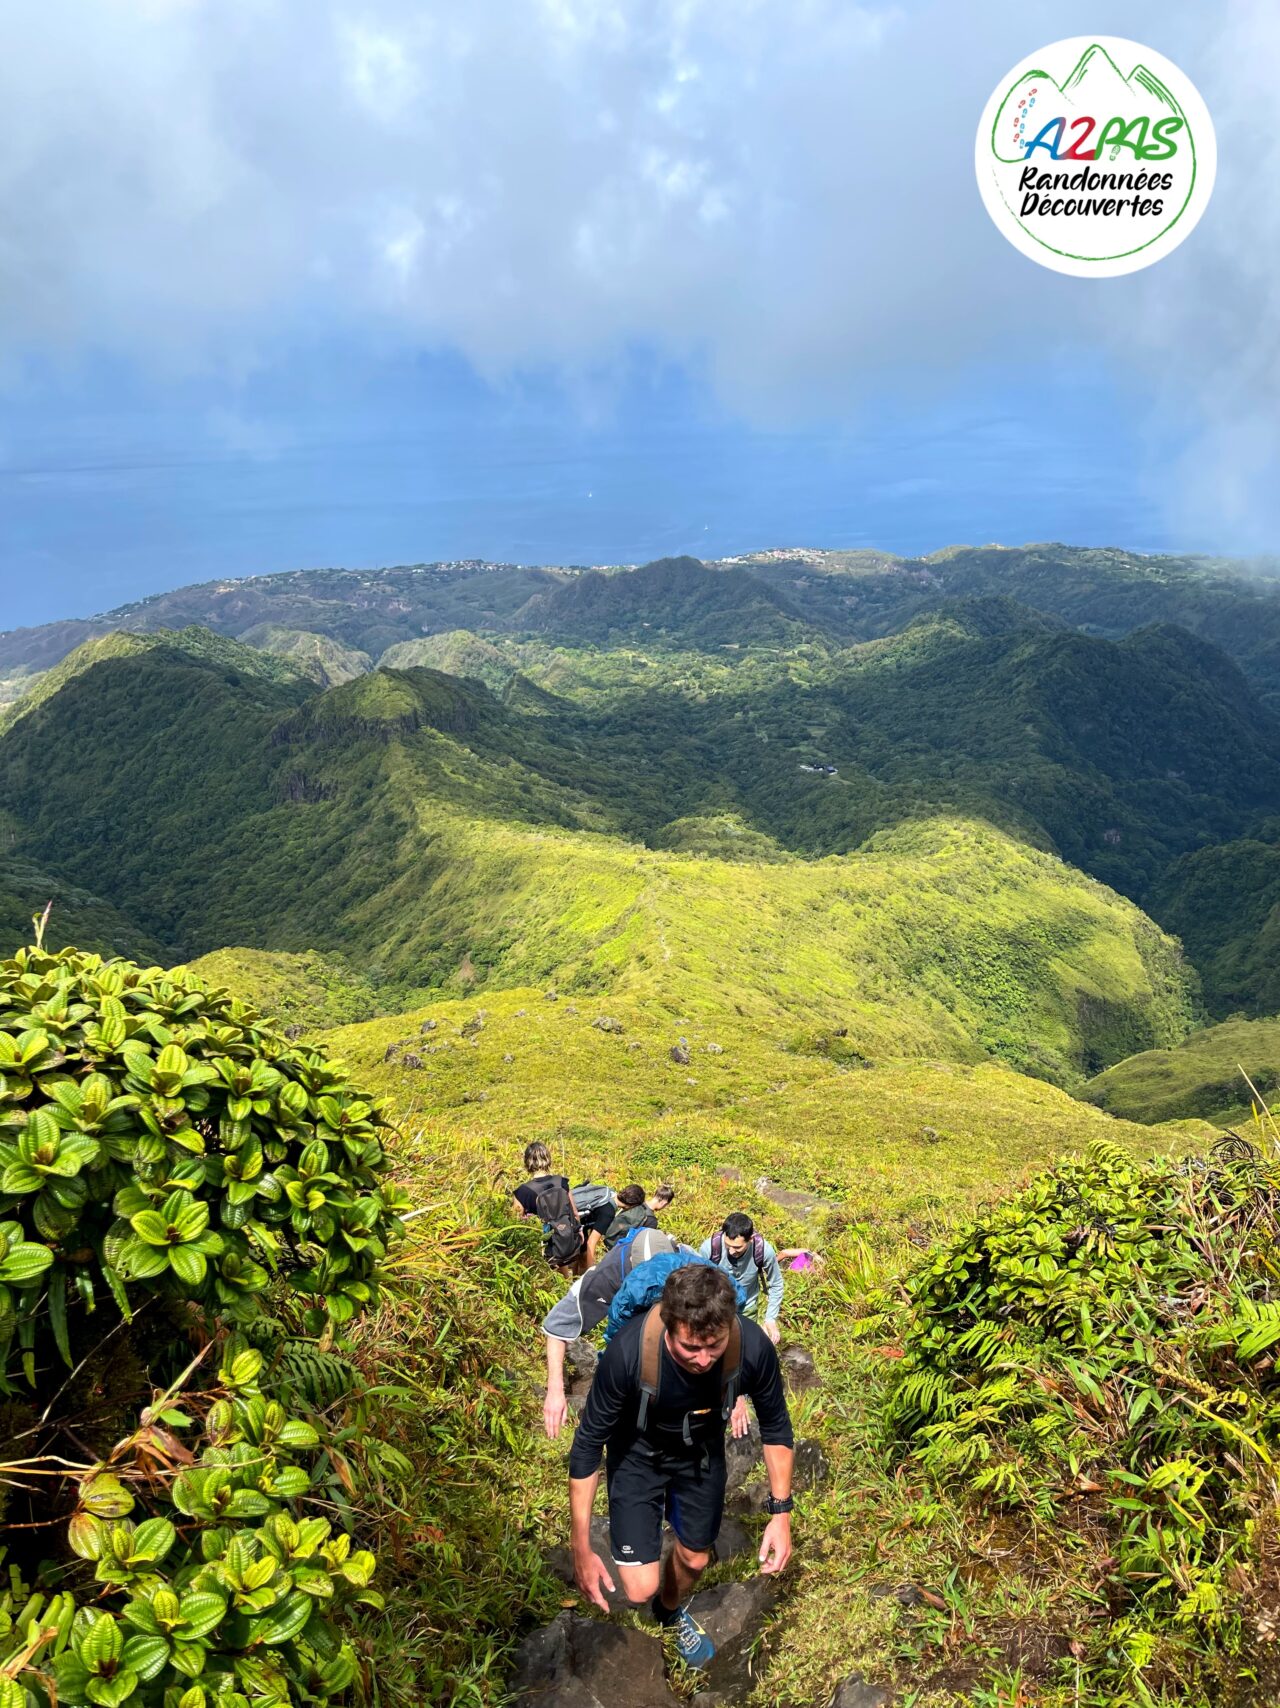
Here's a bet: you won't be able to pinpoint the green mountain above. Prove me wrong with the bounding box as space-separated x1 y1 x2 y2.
234 624 372 686
743 544 1280 703
1084 1013 1280 1126
0 630 1207 1084
13 542 1280 707
518 554 815 647
1150 834 1280 1015
378 630 520 697
0 561 571 683
0 625 312 736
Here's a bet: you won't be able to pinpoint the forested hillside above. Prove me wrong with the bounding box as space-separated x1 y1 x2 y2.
5 578 1280 1018
0 617 1226 1081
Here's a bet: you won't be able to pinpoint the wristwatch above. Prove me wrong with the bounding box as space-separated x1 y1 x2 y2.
765 1494 794 1515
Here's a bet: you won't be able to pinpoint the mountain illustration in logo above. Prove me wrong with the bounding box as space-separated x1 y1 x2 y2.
991 42 1188 165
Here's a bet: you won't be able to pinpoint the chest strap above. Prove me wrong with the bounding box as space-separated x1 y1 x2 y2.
636 1305 743 1444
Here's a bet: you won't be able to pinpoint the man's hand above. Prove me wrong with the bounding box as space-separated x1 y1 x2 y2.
544 1389 568 1439
763 1319 781 1346
574 1549 617 1613
729 1395 750 1439
758 1514 792 1575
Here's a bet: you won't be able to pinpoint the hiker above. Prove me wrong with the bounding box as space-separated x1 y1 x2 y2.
602 1184 658 1251
568 1264 795 1668
647 1183 676 1215
699 1213 784 1344
510 1141 569 1222
568 1180 618 1265
510 1144 616 1271
541 1227 684 1438
511 1143 590 1275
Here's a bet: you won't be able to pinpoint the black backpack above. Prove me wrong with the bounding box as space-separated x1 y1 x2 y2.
534 1179 584 1266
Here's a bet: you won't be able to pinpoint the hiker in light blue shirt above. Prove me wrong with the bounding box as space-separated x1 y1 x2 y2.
699 1213 784 1344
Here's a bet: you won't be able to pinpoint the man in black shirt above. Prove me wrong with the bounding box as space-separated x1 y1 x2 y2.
568 1265 795 1668
542 1229 686 1438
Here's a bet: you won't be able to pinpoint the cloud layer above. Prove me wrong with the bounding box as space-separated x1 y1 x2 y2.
0 0 1273 544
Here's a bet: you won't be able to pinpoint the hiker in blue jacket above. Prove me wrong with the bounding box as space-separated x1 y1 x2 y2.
569 1264 795 1669
541 1227 686 1438
699 1212 784 1344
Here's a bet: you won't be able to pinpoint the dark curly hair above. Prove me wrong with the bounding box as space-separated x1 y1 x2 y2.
660 1264 738 1337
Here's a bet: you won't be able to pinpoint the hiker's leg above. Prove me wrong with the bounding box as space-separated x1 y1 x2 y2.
616 1561 661 1605
657 1538 711 1611
659 1450 727 1610
606 1440 665 1604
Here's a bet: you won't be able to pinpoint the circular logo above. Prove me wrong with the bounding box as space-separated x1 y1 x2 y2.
975 36 1216 277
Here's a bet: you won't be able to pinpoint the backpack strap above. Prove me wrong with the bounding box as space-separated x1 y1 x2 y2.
752 1234 766 1274
710 1230 723 1263
720 1315 742 1421
636 1305 665 1432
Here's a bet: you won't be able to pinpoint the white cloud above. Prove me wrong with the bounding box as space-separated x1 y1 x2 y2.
0 0 1271 542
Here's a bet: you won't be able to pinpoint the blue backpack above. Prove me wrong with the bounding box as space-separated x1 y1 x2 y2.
603 1251 747 1344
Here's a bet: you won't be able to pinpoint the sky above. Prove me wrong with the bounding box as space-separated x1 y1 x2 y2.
1 0 1277 629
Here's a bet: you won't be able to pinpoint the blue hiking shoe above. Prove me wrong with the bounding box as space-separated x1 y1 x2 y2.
671 1604 715 1669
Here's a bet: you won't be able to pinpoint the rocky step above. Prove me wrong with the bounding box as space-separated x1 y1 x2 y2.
510 1598 892 1708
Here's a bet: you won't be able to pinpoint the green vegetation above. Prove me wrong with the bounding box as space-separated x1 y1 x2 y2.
1085 1015 1280 1126
377 630 519 696
0 630 311 738
0 854 167 967
316 983 1216 1706
1152 836 1280 1016
521 554 815 647
0 941 407 1708
0 629 1217 1077
889 1132 1280 1703
235 627 372 689
176 951 382 1034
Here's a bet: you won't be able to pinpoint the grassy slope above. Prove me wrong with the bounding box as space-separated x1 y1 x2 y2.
1084 1012 1280 1125
335 804 1198 1085
329 985 1210 1237
176 946 383 1031
325 987 1214 1706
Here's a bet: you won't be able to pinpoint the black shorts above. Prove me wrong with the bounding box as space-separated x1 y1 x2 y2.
605 1437 726 1567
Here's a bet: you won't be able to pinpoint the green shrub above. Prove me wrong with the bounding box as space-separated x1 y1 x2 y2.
3 1335 378 1707
0 943 408 1384
0 942 408 1706
889 1133 1280 1697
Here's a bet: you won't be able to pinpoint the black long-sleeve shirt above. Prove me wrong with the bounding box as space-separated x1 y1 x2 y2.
568 1313 794 1478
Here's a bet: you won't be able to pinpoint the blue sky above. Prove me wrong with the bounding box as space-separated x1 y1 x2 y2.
1 0 1275 629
